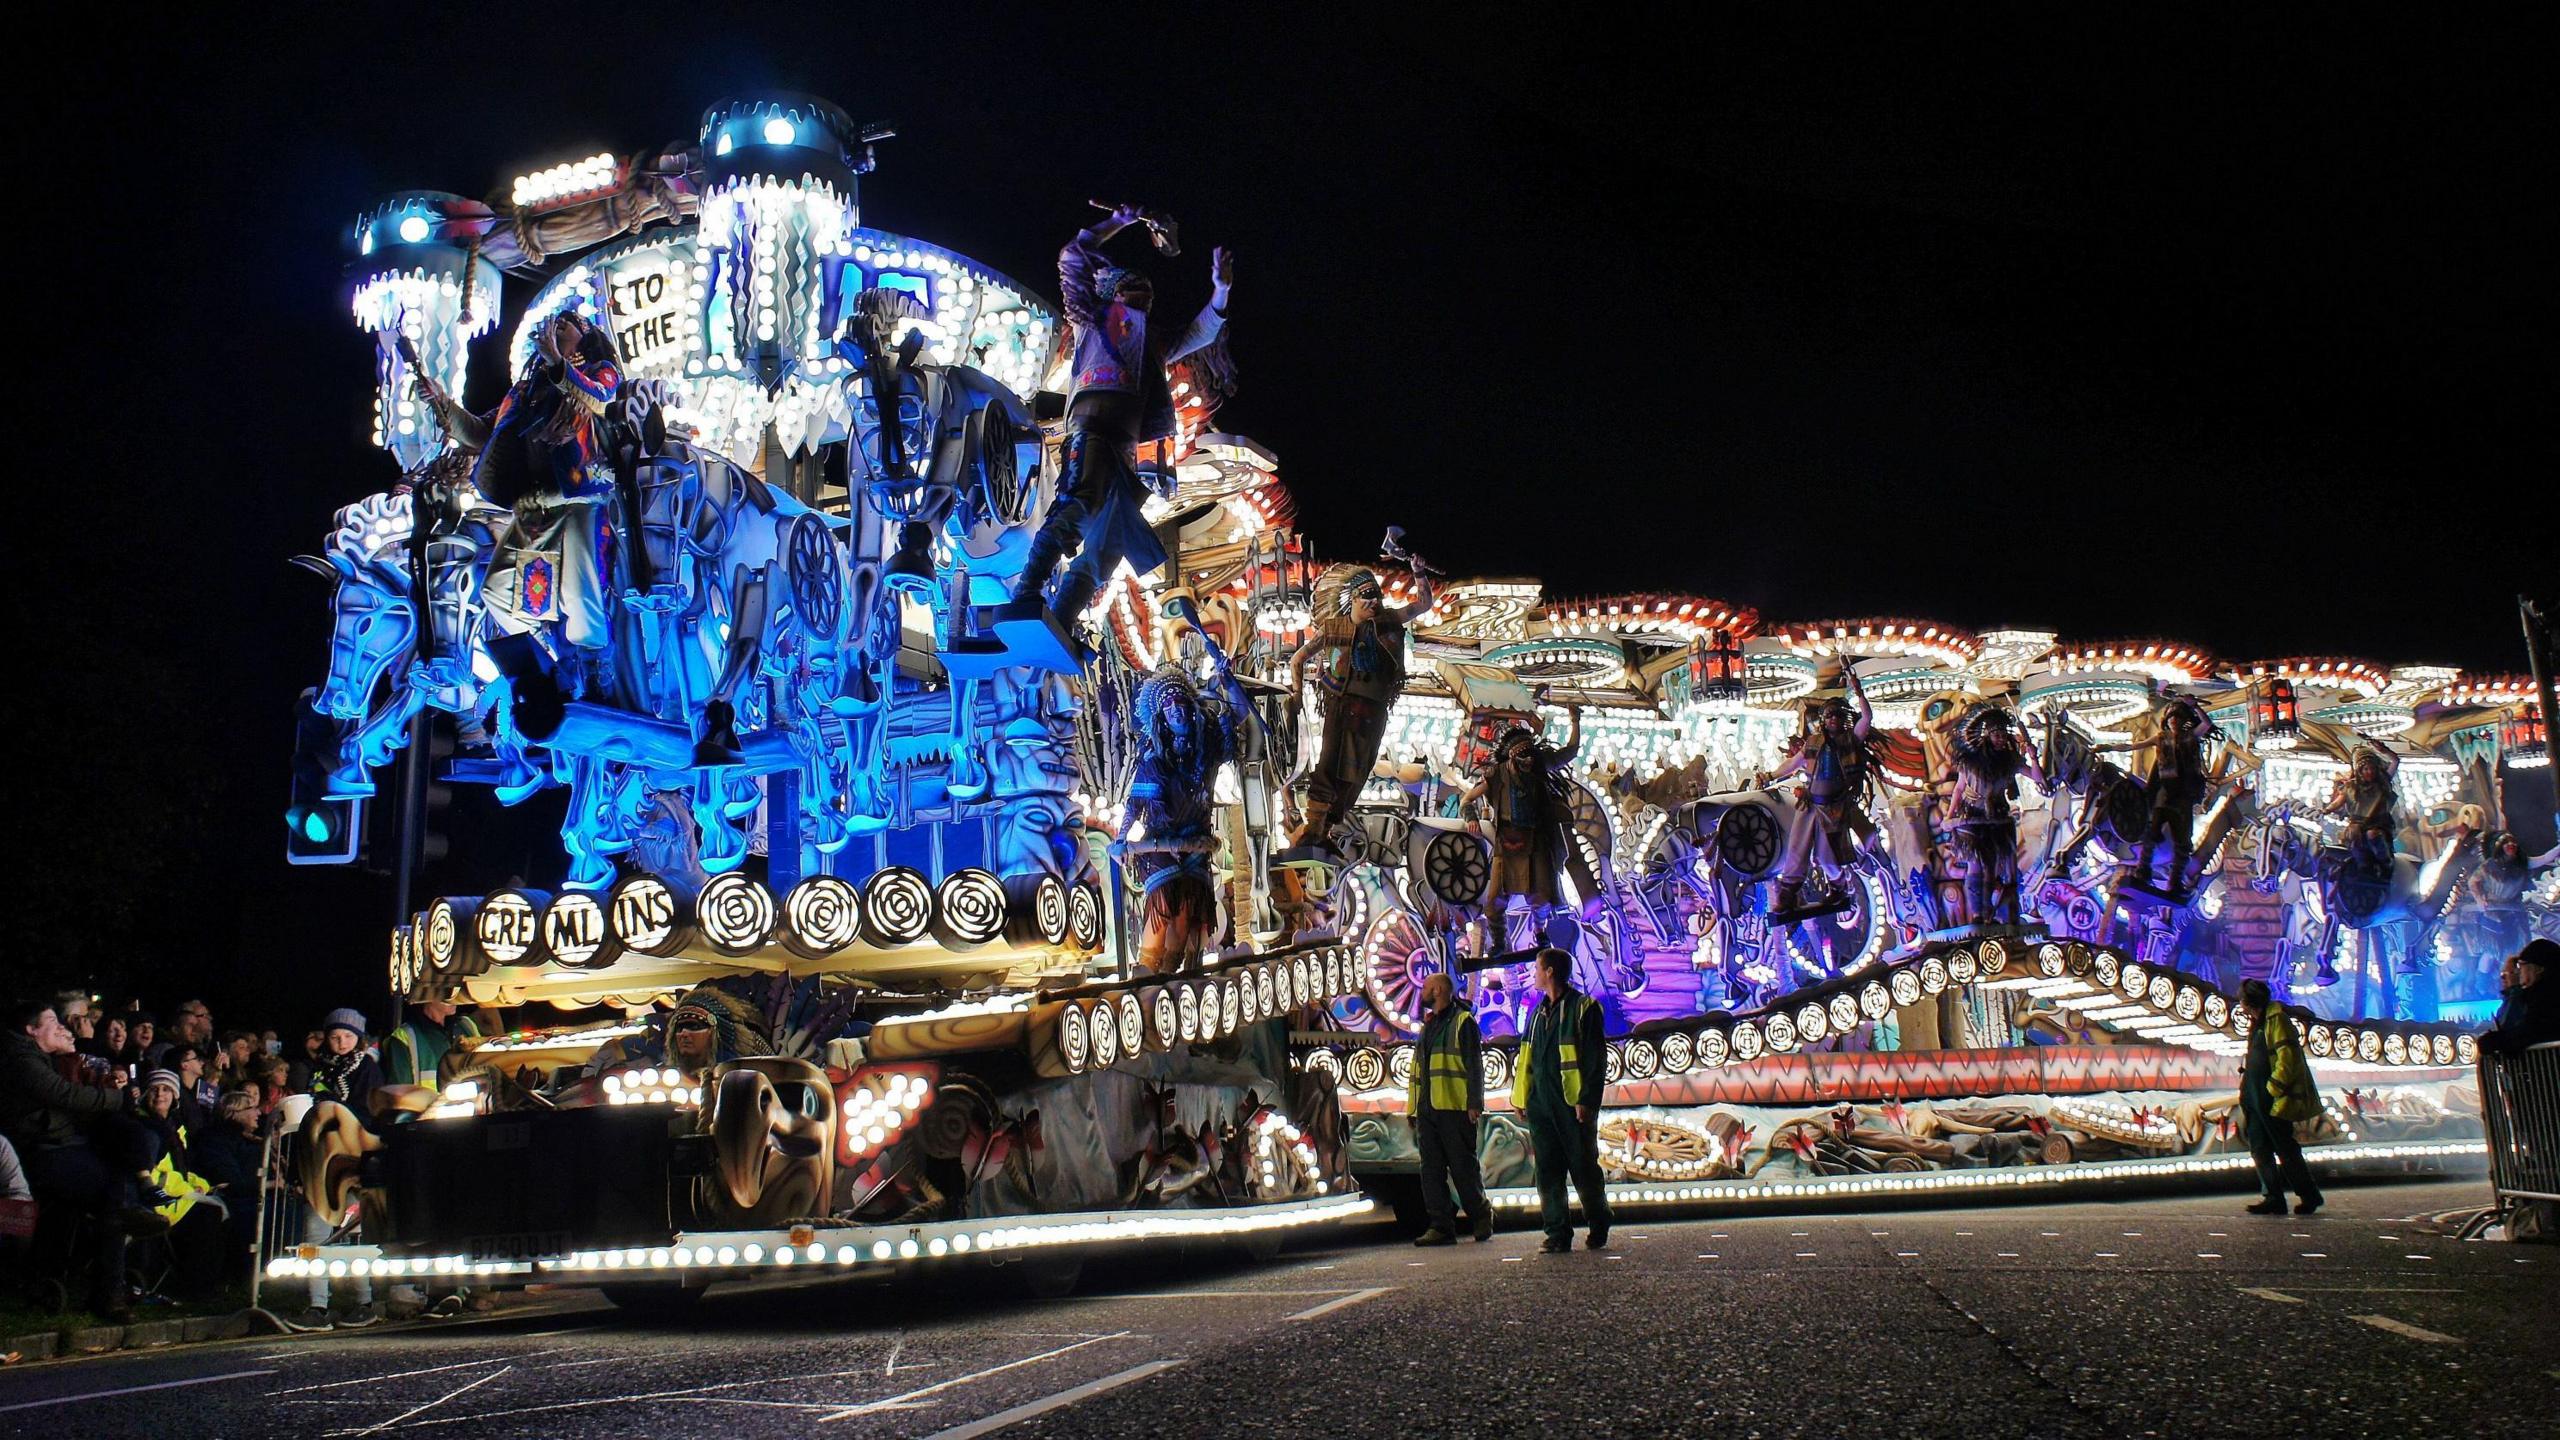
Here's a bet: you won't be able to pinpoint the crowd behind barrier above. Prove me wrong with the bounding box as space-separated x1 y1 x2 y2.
2 989 488 1328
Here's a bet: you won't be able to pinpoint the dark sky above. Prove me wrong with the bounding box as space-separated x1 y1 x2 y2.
20 10 2551 1017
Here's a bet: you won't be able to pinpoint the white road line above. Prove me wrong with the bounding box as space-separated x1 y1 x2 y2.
2238 1287 2304 1304
332 1365 511 1437
2350 1314 2462 1345
821 1332 1137 1423
1285 1286 1393 1322
917 1360 1183 1440
348 1355 980 1430
0 1370 278 1414
1068 1288 1371 1300
270 1353 562 1395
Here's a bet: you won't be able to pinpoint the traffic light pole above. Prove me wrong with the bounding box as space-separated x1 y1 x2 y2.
2524 593 2559 824
388 707 431 1033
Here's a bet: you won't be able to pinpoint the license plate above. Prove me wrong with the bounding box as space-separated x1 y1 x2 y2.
467 1231 570 1264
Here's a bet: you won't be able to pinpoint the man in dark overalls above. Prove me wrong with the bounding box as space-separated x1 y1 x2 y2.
1512 948 1611 1253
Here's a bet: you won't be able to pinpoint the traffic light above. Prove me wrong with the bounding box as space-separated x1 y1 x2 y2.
287 688 365 865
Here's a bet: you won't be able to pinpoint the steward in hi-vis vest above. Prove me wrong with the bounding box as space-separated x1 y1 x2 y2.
1519 949 1612 1253
1408 973 1491 1245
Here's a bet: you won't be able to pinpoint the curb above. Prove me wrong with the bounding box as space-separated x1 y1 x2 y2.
1 1309 254 1365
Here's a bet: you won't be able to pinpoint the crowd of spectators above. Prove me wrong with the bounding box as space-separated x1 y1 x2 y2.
2 989 480 1328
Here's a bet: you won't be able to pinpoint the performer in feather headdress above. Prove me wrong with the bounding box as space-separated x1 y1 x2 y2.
1117 640 1247 972
589 978 774 1081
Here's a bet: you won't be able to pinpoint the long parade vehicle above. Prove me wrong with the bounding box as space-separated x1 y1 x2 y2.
278 94 2548 1306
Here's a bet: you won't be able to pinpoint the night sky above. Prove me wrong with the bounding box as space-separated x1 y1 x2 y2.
21 12 2550 1021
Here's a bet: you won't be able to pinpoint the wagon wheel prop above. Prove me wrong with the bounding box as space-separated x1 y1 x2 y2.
968 406 1030 526
1599 1114 1716 1178
783 512 844 640
1716 802 1783 879
1361 907 1437 1036
1421 827 1492 909
1563 778 1618 891
2101 778 2150 854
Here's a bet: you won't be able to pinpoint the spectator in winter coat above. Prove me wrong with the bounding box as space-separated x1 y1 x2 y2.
309 1010 382 1119
2482 939 2559 1053
2 999 168 1320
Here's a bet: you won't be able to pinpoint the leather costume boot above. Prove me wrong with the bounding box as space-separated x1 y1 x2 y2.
999 533 1072 623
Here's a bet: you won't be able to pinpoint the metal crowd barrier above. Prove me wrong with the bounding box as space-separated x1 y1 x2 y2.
2477 1040 2560 1221
247 1103 325 1313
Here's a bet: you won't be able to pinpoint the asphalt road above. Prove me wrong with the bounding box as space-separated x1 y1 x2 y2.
2 1178 2549 1439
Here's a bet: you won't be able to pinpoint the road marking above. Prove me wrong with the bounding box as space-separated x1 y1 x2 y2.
2197 1253 2221 1259
2278 1287 2456 1293
2238 1287 2304 1304
918 1360 1182 1440
0 1370 279 1414
271 1354 559 1395
2302 1252 2328 1259
822 1334 1138 1423
332 1365 511 1437
1997 1252 2020 1258
2404 1254 2433 1261
1286 1287 1393 1322
2350 1314 2461 1345
1071 1288 1371 1300
1699 1254 1718 1260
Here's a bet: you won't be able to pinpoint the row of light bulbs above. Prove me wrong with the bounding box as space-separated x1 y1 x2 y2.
274 1193 1374 1281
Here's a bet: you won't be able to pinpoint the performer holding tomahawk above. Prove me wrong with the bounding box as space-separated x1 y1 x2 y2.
1757 665 1884 923
997 203 1233 668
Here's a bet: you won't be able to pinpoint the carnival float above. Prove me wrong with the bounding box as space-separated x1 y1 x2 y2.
273 95 2553 1304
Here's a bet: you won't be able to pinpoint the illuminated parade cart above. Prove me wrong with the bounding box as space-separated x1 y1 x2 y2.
277 95 2547 1304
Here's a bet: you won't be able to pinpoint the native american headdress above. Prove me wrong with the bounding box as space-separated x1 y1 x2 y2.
665 978 775 1063
1309 564 1383 621
1950 701 2025 771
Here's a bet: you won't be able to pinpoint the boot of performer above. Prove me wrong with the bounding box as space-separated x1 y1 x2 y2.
1049 571 1101 631
999 531 1073 623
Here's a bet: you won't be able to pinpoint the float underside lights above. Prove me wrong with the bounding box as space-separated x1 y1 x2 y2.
285 93 2538 1297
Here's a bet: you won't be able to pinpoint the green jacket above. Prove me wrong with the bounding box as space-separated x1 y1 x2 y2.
2244 1007 2321 1123
382 1014 481 1090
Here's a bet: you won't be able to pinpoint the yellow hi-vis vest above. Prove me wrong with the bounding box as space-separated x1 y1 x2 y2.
1409 1011 1474 1113
148 1126 216 1226
1511 992 1595 1109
